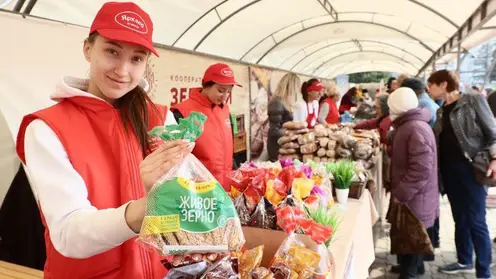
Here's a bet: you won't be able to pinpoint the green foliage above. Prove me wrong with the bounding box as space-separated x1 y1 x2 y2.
327 160 356 190
349 72 392 83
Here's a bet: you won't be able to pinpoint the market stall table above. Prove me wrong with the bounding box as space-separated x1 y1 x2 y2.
329 189 378 279
0 261 43 279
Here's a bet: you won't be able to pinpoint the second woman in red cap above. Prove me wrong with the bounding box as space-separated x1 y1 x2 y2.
171 63 240 191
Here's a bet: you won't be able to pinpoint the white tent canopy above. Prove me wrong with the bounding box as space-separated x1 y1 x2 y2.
4 0 496 77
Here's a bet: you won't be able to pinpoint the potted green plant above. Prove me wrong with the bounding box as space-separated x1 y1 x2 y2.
327 160 356 206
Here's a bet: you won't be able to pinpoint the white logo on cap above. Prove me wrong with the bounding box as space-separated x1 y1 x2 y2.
221 68 233 77
115 11 148 34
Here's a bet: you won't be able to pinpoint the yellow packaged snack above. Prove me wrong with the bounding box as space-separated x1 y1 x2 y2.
291 178 314 202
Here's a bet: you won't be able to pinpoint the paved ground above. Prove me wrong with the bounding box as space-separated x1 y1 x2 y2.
369 195 496 279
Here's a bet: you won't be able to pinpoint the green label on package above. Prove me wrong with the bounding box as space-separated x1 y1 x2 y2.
145 177 237 234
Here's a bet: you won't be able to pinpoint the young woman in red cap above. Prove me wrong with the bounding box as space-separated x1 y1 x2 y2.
293 78 325 128
171 63 240 191
15 2 195 278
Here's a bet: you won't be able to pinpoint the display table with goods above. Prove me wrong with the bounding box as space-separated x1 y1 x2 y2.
0 261 43 279
139 114 378 278
9 114 376 279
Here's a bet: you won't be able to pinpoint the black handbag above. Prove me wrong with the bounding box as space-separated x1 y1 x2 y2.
472 150 496 186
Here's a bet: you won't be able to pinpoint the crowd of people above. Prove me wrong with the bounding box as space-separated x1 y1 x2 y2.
7 2 496 279
266 69 496 279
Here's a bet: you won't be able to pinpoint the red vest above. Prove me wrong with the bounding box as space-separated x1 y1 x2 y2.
172 89 233 190
320 98 340 124
16 96 167 279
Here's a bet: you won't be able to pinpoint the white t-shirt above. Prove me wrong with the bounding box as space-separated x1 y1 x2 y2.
292 100 319 122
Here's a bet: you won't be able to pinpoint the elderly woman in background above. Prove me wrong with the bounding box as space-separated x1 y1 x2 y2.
267 73 301 162
388 88 439 279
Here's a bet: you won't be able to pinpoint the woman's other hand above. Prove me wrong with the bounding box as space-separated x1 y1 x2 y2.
140 139 194 192
487 160 496 180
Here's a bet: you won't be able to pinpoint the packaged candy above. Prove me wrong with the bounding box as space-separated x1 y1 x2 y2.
244 187 263 213
164 261 208 279
291 178 314 202
298 220 333 245
233 194 251 226
250 267 273 279
277 166 303 191
270 234 332 279
279 157 294 168
239 246 264 278
249 198 277 230
201 256 239 279
265 179 287 206
275 204 306 234
303 194 320 206
139 112 245 256
269 262 292 279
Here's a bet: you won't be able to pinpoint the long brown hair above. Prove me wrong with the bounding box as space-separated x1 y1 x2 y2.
87 33 161 156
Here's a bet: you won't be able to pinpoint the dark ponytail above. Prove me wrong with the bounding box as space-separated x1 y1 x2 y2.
301 78 319 102
114 87 161 157
87 32 161 157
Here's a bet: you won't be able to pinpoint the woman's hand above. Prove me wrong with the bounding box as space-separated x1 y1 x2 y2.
487 160 496 180
140 139 194 192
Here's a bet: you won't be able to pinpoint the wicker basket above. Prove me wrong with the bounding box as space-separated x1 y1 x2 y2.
331 180 367 199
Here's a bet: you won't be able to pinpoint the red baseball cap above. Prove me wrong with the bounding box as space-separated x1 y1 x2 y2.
307 80 325 92
90 2 159 56
202 63 241 87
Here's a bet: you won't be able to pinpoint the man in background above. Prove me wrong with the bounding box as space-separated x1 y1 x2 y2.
401 78 439 127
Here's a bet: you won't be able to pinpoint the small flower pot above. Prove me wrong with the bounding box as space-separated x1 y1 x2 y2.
335 188 349 206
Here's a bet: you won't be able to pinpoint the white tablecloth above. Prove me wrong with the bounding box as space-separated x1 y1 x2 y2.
329 189 379 279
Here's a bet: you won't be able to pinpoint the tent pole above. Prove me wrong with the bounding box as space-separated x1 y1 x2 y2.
13 0 26 12
23 0 37 15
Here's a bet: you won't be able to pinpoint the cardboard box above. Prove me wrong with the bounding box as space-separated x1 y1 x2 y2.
242 226 287 267
241 226 335 278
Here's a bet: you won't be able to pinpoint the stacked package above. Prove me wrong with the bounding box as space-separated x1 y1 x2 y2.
278 122 379 170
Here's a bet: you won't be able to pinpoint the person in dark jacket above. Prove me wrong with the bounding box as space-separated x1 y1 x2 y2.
429 70 496 279
401 78 439 127
267 73 300 161
388 88 439 279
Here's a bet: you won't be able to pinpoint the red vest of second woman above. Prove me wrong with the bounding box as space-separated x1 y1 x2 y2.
172 89 233 190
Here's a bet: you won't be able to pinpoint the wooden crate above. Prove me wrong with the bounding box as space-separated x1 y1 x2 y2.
234 131 247 154
0 261 43 278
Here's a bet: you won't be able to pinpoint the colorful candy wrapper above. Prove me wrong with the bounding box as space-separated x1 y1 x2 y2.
279 157 294 168
298 165 313 179
275 205 306 234
291 178 314 202
265 179 287 206
303 194 320 206
233 194 251 226
270 234 332 279
239 246 264 277
277 166 304 191
298 219 333 245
